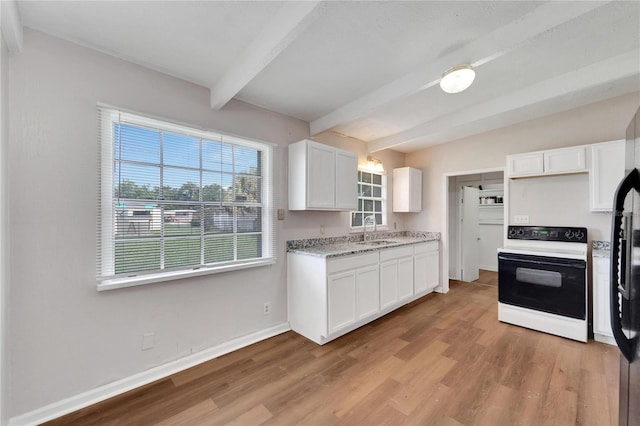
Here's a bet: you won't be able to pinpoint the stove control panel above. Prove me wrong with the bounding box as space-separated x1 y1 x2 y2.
507 226 587 243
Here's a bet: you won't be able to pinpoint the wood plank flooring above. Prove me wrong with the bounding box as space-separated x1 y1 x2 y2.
47 275 619 425
474 269 499 287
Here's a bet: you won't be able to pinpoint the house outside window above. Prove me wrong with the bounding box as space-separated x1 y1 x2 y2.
351 170 386 229
97 107 275 289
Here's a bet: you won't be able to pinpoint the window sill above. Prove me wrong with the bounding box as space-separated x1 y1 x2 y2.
349 225 389 233
97 258 276 291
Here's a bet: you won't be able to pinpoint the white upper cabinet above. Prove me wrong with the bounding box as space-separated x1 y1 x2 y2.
335 150 359 209
288 139 358 211
589 140 625 212
544 146 586 175
507 153 544 177
393 167 422 212
507 146 587 178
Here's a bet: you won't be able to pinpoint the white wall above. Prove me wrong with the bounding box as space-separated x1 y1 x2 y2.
406 93 640 279
4 29 406 419
509 173 611 241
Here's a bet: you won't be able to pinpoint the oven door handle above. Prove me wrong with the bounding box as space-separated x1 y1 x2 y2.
610 168 639 362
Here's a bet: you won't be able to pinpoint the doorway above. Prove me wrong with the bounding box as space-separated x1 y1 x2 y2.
443 168 505 286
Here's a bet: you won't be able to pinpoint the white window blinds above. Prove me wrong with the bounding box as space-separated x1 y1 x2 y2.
97 106 276 287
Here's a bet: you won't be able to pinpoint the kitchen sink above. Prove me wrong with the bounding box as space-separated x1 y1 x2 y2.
358 240 396 246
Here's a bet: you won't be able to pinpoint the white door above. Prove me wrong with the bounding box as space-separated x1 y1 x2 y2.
461 186 480 282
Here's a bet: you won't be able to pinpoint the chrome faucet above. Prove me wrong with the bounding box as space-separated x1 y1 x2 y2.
363 215 376 242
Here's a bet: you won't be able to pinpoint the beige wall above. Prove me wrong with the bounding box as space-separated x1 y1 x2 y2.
406 92 640 279
406 92 640 232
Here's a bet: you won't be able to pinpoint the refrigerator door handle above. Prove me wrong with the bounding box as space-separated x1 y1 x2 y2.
611 168 640 362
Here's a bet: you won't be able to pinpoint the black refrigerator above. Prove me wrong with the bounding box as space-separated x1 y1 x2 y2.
612 105 640 426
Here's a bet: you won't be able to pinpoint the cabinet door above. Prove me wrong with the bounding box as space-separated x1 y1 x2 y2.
544 147 586 175
409 168 422 212
307 142 336 209
380 259 399 310
425 250 439 290
356 264 380 319
593 257 613 337
414 253 428 295
328 270 357 334
398 256 414 302
414 250 439 295
507 153 543 177
589 140 625 212
335 150 358 210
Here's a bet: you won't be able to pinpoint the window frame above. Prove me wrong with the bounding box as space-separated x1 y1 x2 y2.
97 107 275 291
350 169 388 232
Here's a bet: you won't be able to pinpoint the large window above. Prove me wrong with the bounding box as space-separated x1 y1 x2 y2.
97 107 275 289
350 170 386 229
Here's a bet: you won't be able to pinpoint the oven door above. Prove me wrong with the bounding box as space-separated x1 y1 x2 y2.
498 252 586 319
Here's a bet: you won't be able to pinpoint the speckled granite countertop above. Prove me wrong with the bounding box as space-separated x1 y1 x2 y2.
287 231 440 258
592 241 610 258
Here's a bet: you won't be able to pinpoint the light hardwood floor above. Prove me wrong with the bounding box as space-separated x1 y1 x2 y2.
474 269 499 287
47 276 619 425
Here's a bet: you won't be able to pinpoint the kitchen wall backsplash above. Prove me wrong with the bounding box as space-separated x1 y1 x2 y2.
286 231 440 251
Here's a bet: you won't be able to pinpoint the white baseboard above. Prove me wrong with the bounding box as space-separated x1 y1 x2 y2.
478 265 498 272
9 323 291 426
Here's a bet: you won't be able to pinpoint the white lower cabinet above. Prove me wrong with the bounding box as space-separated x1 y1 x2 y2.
414 241 439 295
327 270 357 335
380 246 414 310
593 255 615 345
355 264 380 320
288 241 440 345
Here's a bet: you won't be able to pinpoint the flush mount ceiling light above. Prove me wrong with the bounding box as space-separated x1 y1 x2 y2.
440 64 476 94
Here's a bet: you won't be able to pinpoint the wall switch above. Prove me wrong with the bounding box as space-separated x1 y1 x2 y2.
277 209 285 220
394 222 397 230
320 225 325 235
142 333 154 350
514 215 530 224
263 302 270 315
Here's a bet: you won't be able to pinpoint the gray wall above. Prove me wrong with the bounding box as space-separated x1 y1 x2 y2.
0 27 8 426
4 29 408 418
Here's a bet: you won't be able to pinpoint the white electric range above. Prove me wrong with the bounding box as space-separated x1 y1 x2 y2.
498 226 588 342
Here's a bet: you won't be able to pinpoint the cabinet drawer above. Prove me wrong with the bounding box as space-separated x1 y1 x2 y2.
328 252 378 274
414 241 438 254
380 245 414 261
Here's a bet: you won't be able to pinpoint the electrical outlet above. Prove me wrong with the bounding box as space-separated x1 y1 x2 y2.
514 215 530 224
320 225 325 235
263 302 270 315
393 222 397 230
277 209 285 220
142 333 154 350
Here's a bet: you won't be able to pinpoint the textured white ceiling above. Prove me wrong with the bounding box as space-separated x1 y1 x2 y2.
16 1 640 152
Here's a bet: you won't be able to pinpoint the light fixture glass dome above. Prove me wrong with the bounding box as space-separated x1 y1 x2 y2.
440 64 476 94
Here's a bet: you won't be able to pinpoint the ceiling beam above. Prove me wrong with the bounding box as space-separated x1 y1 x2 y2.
209 1 322 110
1 0 23 54
368 50 640 152
310 1 611 136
